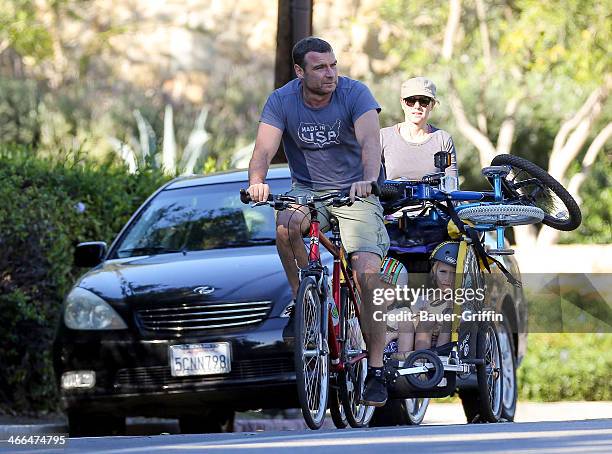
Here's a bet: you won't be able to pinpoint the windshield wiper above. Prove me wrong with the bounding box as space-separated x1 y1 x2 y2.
224 238 276 247
118 246 184 256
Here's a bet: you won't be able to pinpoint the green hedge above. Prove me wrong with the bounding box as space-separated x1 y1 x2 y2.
1 147 610 414
0 147 169 414
518 333 612 401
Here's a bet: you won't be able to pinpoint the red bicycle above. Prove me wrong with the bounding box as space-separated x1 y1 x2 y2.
240 189 375 429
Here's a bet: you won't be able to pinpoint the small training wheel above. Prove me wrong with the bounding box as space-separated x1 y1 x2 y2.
404 350 444 390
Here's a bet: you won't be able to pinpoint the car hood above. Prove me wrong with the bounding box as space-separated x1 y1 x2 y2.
76 246 291 307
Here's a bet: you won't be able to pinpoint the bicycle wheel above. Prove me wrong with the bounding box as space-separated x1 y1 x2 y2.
294 276 329 430
329 383 348 429
476 321 503 422
458 204 544 226
490 154 581 231
338 285 375 428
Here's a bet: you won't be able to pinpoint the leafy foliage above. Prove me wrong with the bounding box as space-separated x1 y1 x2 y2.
372 0 611 242
561 154 612 244
519 334 612 401
0 0 54 62
0 146 169 413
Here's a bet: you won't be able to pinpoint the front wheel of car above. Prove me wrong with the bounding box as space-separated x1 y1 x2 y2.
404 397 430 425
179 409 235 433
497 317 517 421
68 410 126 437
370 398 429 426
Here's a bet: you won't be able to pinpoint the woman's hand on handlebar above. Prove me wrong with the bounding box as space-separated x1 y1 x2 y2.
246 182 270 203
349 180 380 202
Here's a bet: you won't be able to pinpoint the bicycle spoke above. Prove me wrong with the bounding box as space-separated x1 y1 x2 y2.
509 167 569 221
307 360 319 410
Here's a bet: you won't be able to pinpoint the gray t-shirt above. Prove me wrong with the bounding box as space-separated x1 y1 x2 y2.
260 77 381 190
381 124 458 180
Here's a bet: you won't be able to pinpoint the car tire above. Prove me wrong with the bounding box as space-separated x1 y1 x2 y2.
179 409 235 434
68 410 126 437
370 398 429 426
403 397 429 425
497 317 518 421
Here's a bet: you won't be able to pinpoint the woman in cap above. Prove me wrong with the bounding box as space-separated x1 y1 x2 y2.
381 77 458 181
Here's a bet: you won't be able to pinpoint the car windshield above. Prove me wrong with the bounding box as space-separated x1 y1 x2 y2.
112 180 289 258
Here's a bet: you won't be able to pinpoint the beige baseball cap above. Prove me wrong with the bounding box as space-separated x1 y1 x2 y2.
401 77 437 101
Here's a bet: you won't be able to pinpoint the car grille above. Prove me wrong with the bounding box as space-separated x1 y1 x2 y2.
135 301 273 332
114 357 294 389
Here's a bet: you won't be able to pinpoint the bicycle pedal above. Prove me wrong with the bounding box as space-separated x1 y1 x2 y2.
383 360 400 384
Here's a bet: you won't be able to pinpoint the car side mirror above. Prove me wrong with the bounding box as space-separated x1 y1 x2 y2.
74 242 107 267
434 151 452 172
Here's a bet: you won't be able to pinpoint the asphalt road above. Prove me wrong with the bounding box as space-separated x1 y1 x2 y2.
1 419 611 454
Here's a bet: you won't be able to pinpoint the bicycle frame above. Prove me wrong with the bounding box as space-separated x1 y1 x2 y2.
303 204 367 373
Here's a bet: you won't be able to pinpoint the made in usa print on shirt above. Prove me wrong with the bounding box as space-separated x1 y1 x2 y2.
298 120 341 148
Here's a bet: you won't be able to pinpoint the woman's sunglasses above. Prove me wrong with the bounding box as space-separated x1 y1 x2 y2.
403 96 433 107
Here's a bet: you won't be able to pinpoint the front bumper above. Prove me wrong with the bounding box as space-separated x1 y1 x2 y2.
54 317 297 416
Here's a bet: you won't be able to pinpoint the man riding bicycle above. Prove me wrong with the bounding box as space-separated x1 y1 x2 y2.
246 37 391 406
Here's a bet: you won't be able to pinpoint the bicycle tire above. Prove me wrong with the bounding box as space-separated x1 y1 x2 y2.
338 285 374 428
403 350 444 389
476 321 503 422
490 154 581 231
294 276 329 430
458 204 545 226
329 385 348 429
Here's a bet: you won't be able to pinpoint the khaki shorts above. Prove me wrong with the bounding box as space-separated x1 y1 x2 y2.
280 183 390 259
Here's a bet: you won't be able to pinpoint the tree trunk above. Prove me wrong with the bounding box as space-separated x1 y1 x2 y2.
272 0 313 164
536 121 612 246
548 78 610 182
442 0 461 61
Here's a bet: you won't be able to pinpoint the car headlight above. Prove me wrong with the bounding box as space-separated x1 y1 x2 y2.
64 287 127 330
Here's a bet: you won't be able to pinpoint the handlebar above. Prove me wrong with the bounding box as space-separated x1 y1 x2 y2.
379 178 494 214
240 182 380 209
380 174 446 201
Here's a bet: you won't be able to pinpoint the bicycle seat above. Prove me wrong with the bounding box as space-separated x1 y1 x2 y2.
481 165 511 178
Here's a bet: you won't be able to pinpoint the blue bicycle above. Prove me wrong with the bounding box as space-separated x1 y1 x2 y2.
380 152 581 255
376 152 581 424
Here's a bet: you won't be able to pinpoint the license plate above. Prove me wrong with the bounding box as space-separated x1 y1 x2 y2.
169 342 231 377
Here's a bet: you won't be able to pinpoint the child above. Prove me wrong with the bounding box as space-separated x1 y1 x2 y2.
382 241 459 360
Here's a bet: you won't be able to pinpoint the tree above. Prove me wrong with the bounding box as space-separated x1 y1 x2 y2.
377 0 611 246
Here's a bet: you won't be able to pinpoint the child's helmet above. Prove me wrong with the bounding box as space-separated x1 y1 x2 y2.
430 241 460 266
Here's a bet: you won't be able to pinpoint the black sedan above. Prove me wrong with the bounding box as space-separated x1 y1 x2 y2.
53 166 526 435
53 167 298 436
